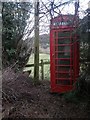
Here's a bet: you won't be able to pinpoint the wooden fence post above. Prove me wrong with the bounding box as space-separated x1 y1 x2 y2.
41 59 44 80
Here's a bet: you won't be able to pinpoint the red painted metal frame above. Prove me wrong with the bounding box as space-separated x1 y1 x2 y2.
50 15 79 93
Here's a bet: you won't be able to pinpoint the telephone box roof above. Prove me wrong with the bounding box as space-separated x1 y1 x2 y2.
50 14 77 29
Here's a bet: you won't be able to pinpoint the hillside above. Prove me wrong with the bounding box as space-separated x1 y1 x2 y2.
25 34 50 54
39 34 50 49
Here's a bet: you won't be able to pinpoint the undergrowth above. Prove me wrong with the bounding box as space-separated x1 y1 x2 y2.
64 80 90 104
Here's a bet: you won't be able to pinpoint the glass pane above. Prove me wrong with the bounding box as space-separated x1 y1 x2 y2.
58 46 70 51
56 80 71 85
55 73 70 78
55 59 70 65
58 52 70 58
55 39 57 44
55 66 70 71
58 31 70 37
58 39 71 44
54 31 57 38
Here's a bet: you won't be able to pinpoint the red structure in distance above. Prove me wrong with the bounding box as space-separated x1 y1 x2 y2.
50 15 79 93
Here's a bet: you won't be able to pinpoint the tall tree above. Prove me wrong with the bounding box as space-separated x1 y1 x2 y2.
2 2 32 68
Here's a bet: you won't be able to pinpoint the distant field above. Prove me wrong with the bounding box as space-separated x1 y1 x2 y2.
24 53 50 80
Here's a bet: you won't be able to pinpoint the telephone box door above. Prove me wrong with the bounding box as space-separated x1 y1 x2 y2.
50 29 78 93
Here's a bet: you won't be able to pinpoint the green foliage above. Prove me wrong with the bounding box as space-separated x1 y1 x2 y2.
2 2 32 65
64 90 80 103
80 42 89 59
64 73 90 103
78 10 90 74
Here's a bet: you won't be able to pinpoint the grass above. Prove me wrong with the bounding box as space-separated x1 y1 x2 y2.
24 53 50 80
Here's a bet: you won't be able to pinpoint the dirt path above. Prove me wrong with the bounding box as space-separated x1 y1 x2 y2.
2 68 90 118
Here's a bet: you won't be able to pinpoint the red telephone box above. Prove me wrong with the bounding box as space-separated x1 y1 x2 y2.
50 15 79 93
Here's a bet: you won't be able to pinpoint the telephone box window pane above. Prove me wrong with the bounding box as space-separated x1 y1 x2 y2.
58 46 70 51
56 80 71 85
55 66 70 71
54 32 57 38
55 39 57 44
55 46 56 51
58 52 70 58
57 46 71 58
58 39 71 44
58 32 70 37
55 73 70 78
55 60 58 64
58 46 64 51
57 60 70 65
